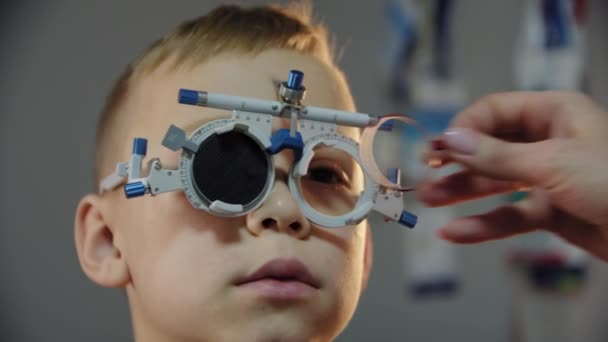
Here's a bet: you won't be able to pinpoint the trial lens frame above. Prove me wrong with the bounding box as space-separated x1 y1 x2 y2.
100 70 418 229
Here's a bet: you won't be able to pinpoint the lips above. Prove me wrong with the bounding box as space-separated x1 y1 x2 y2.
235 258 320 289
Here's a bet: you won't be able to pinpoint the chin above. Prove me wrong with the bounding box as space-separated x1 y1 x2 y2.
242 308 345 342
250 326 331 342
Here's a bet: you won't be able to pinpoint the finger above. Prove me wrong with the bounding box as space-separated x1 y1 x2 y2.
421 149 453 168
438 206 537 243
450 91 589 141
437 190 608 262
423 131 530 168
416 170 522 206
437 195 550 243
547 211 608 262
438 128 558 185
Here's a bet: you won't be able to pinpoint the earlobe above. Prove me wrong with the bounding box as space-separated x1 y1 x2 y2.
74 194 130 288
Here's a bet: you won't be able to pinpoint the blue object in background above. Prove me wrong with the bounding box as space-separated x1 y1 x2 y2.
542 0 569 49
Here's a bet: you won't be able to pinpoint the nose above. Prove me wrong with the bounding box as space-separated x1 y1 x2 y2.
246 175 312 239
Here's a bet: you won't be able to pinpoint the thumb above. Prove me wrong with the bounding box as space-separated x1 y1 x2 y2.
441 127 556 185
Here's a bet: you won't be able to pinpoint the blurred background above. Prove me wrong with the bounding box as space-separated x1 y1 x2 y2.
1 0 608 341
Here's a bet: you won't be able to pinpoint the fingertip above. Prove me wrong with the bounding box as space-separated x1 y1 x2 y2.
414 184 447 207
421 147 452 169
442 127 481 155
437 220 492 244
436 226 469 243
436 228 451 241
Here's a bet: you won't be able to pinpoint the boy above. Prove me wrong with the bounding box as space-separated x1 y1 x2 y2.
74 4 372 341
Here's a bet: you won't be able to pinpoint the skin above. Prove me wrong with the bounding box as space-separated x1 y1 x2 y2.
74 49 372 342
417 91 608 261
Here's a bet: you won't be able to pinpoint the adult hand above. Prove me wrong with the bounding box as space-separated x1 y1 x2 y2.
416 91 608 261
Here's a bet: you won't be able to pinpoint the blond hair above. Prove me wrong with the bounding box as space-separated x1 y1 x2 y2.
95 3 335 184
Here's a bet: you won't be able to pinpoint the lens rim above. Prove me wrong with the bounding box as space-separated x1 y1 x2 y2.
289 133 377 228
179 118 275 216
360 114 421 191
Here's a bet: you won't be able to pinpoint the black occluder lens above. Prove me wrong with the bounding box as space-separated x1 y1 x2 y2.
192 131 269 205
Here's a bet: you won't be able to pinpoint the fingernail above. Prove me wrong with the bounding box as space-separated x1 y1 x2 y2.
443 128 479 155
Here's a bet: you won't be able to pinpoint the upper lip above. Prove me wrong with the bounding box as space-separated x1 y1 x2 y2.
235 258 320 289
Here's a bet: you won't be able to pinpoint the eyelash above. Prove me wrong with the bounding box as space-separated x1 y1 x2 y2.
306 165 349 186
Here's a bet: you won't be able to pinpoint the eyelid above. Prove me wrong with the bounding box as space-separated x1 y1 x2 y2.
308 158 352 187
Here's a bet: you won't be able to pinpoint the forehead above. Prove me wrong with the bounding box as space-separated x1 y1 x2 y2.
128 49 358 143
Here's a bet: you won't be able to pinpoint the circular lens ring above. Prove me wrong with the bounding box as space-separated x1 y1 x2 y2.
179 119 274 216
289 134 377 228
360 114 427 192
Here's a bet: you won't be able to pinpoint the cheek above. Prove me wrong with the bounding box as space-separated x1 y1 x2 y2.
304 224 367 330
117 193 245 315
313 224 367 292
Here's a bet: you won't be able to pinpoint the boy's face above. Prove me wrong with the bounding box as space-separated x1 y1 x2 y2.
84 50 371 341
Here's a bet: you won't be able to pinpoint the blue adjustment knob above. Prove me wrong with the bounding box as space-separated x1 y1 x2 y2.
286 70 304 90
124 181 147 198
399 210 418 228
132 138 147 156
178 89 199 105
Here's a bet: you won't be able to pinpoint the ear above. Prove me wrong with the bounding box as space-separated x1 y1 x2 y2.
361 223 373 292
74 194 130 288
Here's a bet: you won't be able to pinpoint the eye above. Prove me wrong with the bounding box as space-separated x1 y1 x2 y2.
307 166 347 185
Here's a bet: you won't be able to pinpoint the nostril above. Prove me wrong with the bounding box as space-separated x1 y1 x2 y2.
262 218 275 228
258 218 303 234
